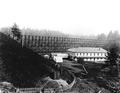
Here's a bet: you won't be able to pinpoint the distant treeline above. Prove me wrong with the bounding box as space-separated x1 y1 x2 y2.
1 26 120 53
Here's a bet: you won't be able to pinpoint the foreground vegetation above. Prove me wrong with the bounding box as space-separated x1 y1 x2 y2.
0 32 59 87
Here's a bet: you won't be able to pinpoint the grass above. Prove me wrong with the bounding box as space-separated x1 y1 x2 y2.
61 60 114 92
62 59 86 74
62 60 104 78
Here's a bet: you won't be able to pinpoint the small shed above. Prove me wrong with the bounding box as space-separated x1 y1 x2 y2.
53 56 63 63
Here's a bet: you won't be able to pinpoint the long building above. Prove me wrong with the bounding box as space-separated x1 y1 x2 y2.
68 47 107 63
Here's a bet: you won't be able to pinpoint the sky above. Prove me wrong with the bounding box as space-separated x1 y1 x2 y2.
0 0 120 36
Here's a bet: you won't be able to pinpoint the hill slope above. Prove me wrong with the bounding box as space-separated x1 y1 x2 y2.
0 32 54 87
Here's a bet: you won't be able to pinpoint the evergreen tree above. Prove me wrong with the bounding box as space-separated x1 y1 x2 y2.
103 42 120 77
97 33 107 40
11 23 21 41
105 43 119 66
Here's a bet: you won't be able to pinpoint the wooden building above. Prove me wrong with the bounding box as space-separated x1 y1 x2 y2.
68 47 107 63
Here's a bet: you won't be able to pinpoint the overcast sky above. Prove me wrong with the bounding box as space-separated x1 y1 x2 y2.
0 0 120 35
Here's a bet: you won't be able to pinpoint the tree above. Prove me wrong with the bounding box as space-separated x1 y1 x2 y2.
107 30 120 41
105 43 119 66
97 33 107 40
11 23 21 41
104 42 120 77
107 31 113 40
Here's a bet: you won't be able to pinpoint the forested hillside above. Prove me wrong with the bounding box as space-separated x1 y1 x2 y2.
0 32 54 87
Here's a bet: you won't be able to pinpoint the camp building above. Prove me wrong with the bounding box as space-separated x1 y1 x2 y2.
68 47 107 63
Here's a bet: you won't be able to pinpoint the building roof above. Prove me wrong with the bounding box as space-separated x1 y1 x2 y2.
68 47 107 53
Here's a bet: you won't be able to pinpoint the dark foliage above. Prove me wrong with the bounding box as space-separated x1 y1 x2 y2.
105 43 119 66
11 23 21 40
0 32 55 87
77 58 84 64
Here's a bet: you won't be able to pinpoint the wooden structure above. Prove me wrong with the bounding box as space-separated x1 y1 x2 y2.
20 35 106 54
